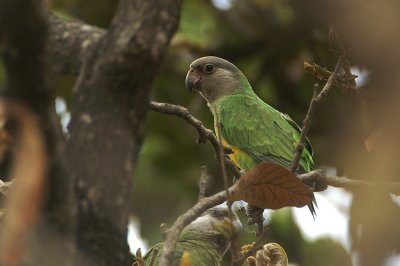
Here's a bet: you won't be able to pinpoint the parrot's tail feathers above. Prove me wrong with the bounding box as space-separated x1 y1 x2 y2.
307 194 318 219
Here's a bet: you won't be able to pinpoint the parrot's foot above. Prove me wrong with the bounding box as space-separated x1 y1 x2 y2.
246 243 288 266
246 205 264 236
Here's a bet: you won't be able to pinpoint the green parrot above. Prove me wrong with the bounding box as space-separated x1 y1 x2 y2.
185 56 316 216
134 206 241 266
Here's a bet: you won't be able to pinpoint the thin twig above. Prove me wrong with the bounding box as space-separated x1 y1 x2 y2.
291 57 343 173
290 85 319 173
314 57 343 102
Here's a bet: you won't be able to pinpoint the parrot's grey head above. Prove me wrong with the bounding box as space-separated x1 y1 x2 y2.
182 205 242 256
185 56 248 104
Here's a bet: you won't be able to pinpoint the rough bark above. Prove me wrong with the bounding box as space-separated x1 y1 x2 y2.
46 12 105 75
62 0 181 265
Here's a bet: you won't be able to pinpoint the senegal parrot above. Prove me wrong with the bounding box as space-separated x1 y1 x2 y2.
185 56 316 216
134 206 241 266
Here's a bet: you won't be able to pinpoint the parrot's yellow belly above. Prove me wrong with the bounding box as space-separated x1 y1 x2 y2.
215 123 255 169
221 136 257 170
179 251 191 266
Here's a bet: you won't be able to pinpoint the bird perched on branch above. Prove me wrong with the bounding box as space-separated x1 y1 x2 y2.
185 56 316 216
133 206 241 266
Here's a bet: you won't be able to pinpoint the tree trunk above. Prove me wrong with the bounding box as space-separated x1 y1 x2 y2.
0 0 181 265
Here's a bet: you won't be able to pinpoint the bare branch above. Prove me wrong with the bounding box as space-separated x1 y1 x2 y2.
314 57 343 103
303 62 357 93
298 170 400 195
290 85 319 173
150 101 242 177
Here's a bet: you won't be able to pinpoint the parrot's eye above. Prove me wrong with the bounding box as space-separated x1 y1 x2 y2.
203 64 215 74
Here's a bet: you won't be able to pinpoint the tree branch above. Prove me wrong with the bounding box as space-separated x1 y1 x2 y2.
150 101 242 177
51 1 182 264
298 170 400 195
46 12 104 75
291 57 343 173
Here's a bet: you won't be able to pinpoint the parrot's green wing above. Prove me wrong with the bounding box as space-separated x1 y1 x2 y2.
216 94 314 173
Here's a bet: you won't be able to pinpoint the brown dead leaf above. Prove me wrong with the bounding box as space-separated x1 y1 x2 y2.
231 162 313 209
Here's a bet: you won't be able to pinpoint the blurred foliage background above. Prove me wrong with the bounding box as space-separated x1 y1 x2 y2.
11 0 399 265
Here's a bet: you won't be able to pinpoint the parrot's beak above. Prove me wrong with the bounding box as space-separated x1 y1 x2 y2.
185 68 201 93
